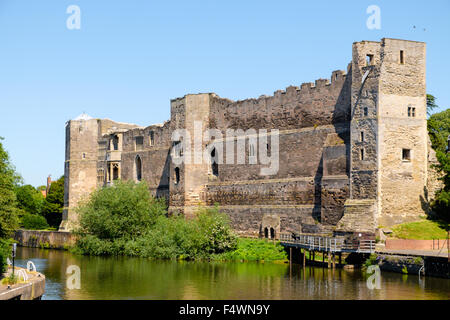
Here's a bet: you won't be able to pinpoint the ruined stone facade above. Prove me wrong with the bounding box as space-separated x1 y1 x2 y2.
59 38 436 238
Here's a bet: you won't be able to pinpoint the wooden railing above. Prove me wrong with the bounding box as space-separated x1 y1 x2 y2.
279 233 375 253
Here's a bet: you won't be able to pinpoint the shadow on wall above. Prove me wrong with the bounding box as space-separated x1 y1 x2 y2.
155 149 172 204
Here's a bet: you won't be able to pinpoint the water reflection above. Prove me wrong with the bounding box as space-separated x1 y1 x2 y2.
14 247 449 300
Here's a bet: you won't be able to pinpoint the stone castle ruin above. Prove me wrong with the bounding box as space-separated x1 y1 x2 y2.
60 38 440 238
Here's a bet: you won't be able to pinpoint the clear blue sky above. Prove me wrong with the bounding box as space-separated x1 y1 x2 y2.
0 0 449 187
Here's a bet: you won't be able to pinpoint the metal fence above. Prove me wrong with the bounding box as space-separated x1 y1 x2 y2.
279 233 375 253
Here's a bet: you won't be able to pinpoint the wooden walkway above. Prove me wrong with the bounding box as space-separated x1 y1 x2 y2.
279 233 376 254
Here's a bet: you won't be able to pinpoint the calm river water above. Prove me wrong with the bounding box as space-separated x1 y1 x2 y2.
15 247 449 300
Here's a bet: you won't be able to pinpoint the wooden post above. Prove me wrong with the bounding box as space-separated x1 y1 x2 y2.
327 251 331 269
303 249 306 268
289 247 292 266
312 250 315 262
322 252 325 264
332 253 336 269
339 252 342 266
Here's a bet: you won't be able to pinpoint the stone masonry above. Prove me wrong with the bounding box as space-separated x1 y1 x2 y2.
59 38 439 239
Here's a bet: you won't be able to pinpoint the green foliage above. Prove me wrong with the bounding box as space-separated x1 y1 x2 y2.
213 238 287 262
401 265 408 274
427 106 450 223
0 239 12 275
364 253 379 268
1 273 18 285
41 176 65 228
21 213 50 230
15 184 45 215
74 181 237 260
427 94 439 116
0 138 20 239
76 180 166 240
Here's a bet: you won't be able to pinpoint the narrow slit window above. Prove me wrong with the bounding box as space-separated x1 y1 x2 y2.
363 107 369 117
400 50 405 64
360 148 365 161
360 132 364 142
211 148 218 177
408 106 416 117
174 167 180 184
149 131 154 146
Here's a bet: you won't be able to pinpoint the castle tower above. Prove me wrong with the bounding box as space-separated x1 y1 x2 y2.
168 94 213 218
339 38 427 233
59 114 100 231
377 39 427 226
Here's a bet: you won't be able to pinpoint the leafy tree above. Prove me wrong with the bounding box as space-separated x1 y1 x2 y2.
427 94 439 116
76 180 166 240
16 184 45 215
41 176 65 228
74 181 238 259
21 213 50 230
427 106 450 222
0 138 20 274
0 137 19 239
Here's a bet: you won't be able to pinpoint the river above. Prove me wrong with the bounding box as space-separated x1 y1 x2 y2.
14 247 449 300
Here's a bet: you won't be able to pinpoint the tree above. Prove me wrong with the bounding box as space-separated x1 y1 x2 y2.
76 180 166 240
0 137 20 274
427 106 450 222
427 94 439 116
0 137 19 238
16 184 45 215
41 176 65 228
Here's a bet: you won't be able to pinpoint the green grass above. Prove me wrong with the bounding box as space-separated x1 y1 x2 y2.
390 219 449 240
212 238 288 262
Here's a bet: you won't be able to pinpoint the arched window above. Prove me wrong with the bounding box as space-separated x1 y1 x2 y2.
174 167 180 184
135 155 142 181
264 227 269 239
211 148 218 176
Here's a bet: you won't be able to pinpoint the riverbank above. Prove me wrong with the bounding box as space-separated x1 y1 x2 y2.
14 229 75 250
373 251 449 279
14 229 288 263
13 246 450 300
0 266 45 300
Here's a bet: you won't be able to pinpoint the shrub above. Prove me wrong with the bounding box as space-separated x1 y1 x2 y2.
74 182 237 260
21 213 49 230
76 180 167 240
0 239 12 275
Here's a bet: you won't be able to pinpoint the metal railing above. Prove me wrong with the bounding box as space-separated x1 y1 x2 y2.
279 233 375 253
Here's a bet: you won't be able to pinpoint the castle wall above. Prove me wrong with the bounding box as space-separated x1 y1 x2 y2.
119 122 172 199
61 38 434 236
199 70 352 236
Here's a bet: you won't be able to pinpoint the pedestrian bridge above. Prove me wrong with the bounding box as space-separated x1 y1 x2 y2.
279 233 376 254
